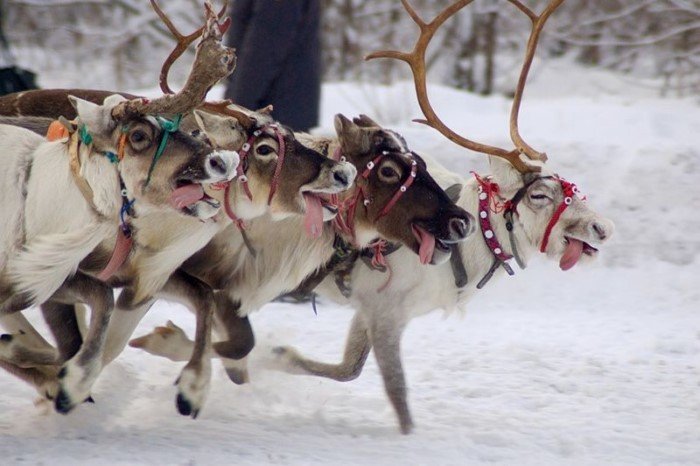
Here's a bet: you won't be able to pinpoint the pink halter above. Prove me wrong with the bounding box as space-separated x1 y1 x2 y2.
221 124 287 228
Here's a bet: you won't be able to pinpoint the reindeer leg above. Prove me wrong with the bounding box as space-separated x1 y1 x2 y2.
160 270 214 419
273 312 372 382
0 360 59 400
0 312 54 350
41 301 83 363
104 290 155 366
50 272 114 414
213 293 254 385
368 316 413 435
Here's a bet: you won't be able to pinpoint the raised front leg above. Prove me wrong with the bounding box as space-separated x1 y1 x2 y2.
49 272 115 414
160 270 215 419
273 312 372 382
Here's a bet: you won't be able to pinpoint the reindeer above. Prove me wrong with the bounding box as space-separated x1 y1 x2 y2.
0 110 475 415
131 0 614 434
0 0 362 416
121 112 475 387
0 1 243 414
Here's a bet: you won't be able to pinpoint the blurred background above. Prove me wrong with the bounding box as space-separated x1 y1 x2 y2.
1 0 698 96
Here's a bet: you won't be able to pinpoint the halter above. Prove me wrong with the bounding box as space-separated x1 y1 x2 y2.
331 148 418 244
469 172 581 289
48 120 136 282
538 178 578 253
219 124 287 229
327 147 418 293
145 114 183 187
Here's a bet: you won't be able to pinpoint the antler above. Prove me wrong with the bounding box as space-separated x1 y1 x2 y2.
151 0 230 95
112 1 235 120
366 0 565 173
199 100 257 130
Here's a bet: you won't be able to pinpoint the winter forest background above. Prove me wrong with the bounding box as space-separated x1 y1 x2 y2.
2 0 699 97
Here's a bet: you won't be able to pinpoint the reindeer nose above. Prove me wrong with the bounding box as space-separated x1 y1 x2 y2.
331 163 356 189
206 150 239 181
590 219 614 242
209 155 226 175
448 216 473 241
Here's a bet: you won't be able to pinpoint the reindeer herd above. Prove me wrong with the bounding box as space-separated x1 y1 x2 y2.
0 0 613 435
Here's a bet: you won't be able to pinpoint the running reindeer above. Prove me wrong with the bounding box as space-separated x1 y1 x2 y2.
0 108 476 417
0 0 243 414
129 112 475 387
134 0 614 434
0 1 359 417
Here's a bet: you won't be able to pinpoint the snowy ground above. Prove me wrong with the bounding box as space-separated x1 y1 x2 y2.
1 61 699 465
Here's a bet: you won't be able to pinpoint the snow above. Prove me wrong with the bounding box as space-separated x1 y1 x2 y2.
1 61 699 465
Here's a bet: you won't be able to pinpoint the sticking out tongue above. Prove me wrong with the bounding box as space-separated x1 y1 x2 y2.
560 237 584 271
412 224 436 265
170 184 205 210
303 193 324 239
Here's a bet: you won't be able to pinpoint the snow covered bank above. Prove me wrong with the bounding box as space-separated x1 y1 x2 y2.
1 64 698 465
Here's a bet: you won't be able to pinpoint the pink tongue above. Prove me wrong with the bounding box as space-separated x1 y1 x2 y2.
412 225 436 265
170 184 205 210
560 238 584 271
303 193 324 239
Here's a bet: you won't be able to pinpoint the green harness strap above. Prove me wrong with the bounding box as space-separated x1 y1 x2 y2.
145 114 183 187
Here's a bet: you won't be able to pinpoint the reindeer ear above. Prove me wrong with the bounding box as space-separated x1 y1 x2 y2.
68 95 116 135
102 94 127 108
334 114 371 158
193 109 244 149
489 156 524 192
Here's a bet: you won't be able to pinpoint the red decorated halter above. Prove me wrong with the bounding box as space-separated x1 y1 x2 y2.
472 173 513 264
328 148 418 293
539 177 578 253
330 149 418 243
471 172 582 287
217 124 287 229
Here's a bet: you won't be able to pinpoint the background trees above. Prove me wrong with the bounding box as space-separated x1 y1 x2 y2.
2 0 697 96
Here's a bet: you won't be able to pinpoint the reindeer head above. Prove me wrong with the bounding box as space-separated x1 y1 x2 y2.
367 0 613 270
490 157 613 270
69 94 238 220
192 107 356 237
335 114 474 265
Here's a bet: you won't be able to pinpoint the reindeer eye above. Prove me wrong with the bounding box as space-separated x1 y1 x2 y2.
381 166 397 177
256 144 274 156
529 193 550 202
130 130 149 145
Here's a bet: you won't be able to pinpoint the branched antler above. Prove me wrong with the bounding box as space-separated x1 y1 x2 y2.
152 0 230 95
200 100 257 130
112 1 235 120
366 0 565 173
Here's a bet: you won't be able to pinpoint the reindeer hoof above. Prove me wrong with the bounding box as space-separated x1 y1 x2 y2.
225 367 249 385
54 388 75 414
176 393 194 417
174 364 210 419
